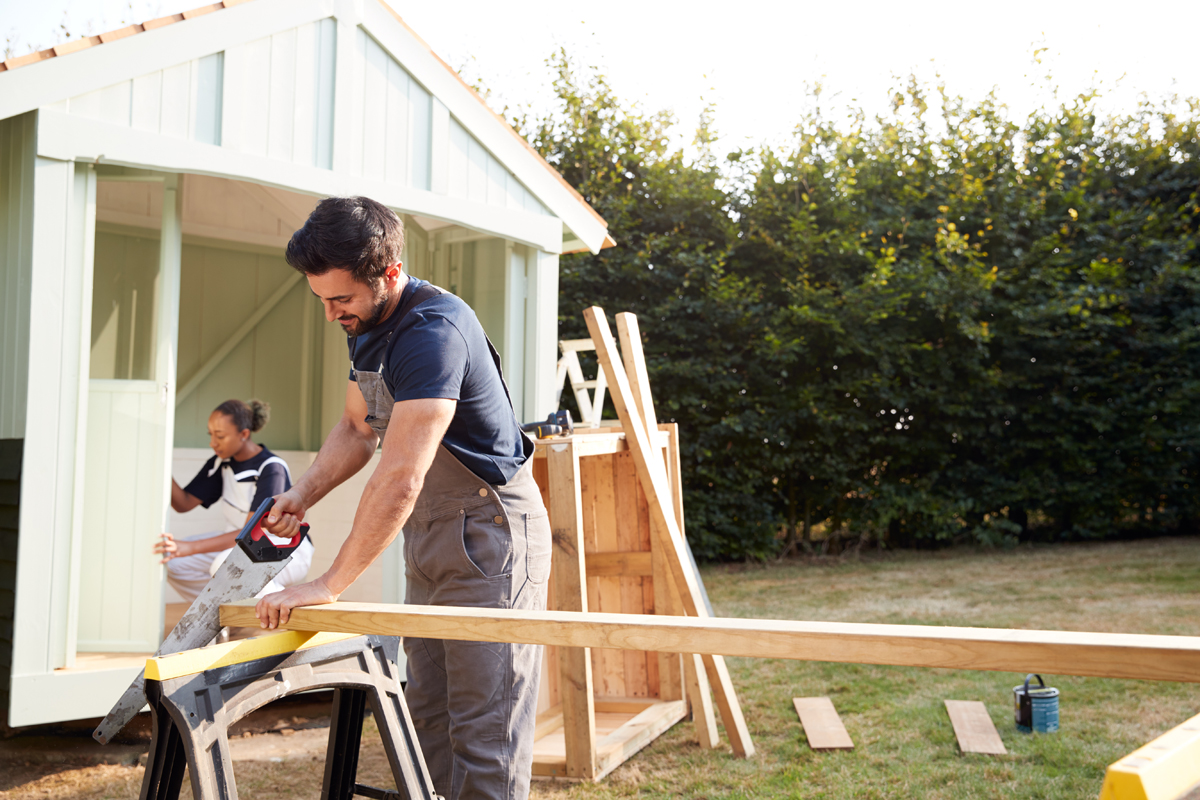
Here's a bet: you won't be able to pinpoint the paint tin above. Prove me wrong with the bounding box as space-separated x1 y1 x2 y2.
1013 673 1059 733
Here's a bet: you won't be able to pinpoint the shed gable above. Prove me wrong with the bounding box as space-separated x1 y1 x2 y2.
57 15 551 226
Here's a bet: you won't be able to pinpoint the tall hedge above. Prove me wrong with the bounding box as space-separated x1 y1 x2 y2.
523 57 1200 559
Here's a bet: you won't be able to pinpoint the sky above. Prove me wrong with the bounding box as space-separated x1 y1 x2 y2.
4 0 1199 157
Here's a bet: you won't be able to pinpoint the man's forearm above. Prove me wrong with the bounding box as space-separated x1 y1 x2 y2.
320 467 422 595
292 418 378 508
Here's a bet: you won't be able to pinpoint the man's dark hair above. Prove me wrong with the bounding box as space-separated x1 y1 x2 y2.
285 196 405 284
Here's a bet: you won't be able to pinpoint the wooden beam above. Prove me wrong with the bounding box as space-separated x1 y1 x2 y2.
546 439 596 780
615 313 658 437
583 307 754 758
221 601 1200 683
585 551 653 578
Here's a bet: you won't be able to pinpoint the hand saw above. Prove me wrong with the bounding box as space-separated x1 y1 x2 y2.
93 498 310 744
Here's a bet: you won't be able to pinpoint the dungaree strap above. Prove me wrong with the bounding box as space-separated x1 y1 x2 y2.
349 282 447 365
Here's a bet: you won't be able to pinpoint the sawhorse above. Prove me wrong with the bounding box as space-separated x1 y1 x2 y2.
138 630 441 800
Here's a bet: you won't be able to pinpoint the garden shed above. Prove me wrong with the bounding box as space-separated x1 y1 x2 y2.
0 0 611 727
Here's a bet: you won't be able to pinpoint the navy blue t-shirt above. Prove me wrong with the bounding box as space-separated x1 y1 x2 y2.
183 446 292 514
348 277 531 485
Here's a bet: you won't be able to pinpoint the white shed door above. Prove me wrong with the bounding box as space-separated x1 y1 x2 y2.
76 227 171 652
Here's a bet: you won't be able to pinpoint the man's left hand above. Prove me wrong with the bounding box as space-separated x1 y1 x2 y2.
254 577 339 630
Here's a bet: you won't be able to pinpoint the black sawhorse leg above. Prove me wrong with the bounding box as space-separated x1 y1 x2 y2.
138 634 441 800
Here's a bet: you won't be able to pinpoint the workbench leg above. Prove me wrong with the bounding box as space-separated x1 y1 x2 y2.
139 692 188 800
547 440 597 780
322 688 367 800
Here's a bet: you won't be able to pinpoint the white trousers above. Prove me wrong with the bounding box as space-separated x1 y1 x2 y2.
165 530 315 604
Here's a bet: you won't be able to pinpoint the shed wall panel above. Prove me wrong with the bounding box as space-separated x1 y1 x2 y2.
159 62 192 140
0 112 34 440
267 29 298 163
172 240 319 451
292 22 318 168
130 72 162 133
12 156 85 677
384 59 410 185
313 18 337 170
0 438 23 720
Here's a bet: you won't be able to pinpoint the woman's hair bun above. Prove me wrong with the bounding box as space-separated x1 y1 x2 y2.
248 399 270 433
214 398 270 433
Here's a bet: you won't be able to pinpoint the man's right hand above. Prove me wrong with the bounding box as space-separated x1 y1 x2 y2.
265 489 308 537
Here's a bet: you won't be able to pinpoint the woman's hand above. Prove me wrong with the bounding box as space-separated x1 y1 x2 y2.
264 489 308 537
154 533 196 563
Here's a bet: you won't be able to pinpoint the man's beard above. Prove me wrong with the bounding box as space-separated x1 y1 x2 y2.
341 283 391 336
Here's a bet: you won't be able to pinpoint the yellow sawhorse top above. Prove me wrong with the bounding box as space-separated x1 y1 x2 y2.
1099 712 1200 800
145 631 361 681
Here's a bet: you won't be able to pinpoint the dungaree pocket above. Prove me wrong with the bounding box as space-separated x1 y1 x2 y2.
460 506 513 580
524 509 551 584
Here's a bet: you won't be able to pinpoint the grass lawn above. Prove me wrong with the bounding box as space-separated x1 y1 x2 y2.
3 537 1199 799
518 536 1200 800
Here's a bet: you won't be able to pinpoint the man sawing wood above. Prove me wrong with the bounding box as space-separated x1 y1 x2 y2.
257 197 552 800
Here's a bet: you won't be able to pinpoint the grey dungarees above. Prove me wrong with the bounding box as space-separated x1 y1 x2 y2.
352 285 550 800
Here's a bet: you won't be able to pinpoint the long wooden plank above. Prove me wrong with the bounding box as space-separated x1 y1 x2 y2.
653 423 714 745
616 313 659 436
546 439 597 779
591 453 625 698
944 700 1007 755
652 510 716 747
614 451 650 696
682 650 719 749
793 697 854 751
222 602 1200 683
584 306 754 758
618 313 695 711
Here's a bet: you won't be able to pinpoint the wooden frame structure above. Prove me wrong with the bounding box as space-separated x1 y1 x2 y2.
525 424 704 779
513 310 751 779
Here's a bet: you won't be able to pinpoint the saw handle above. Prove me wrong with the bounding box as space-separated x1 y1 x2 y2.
236 498 310 563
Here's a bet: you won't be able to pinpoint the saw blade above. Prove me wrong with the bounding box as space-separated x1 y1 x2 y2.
93 547 292 744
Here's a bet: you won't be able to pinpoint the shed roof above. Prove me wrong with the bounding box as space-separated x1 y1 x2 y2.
1 0 614 252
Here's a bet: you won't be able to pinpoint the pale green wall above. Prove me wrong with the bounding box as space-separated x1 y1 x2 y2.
460 238 508 356
90 230 161 381
139 219 511 452
173 238 324 451
0 112 35 439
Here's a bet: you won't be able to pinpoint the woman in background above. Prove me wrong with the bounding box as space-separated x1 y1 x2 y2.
155 399 314 602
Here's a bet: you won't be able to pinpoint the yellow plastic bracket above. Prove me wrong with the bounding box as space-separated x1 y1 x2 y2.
1099 712 1200 800
145 631 360 681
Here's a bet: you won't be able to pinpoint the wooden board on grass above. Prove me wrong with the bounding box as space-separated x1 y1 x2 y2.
793 697 854 751
945 700 1007 755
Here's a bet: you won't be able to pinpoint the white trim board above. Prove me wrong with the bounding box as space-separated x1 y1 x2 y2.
0 0 333 123
36 109 565 254
9 667 144 727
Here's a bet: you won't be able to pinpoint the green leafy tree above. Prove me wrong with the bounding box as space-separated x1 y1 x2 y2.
521 56 1200 558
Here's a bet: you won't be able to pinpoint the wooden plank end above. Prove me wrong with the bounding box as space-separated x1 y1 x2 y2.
793 697 854 751
944 700 1007 755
